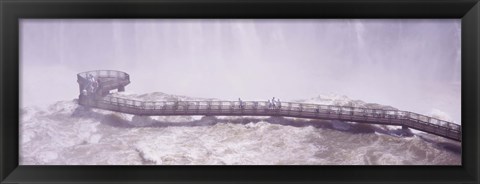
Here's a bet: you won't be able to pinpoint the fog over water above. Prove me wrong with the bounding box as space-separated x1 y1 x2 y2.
21 19 461 123
20 19 462 165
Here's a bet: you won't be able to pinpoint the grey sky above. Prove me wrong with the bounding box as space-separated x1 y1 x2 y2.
20 19 461 123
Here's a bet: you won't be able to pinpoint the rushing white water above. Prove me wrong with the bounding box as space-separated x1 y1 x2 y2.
19 92 461 165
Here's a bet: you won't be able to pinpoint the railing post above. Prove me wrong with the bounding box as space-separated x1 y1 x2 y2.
363 108 367 119
195 102 199 113
287 103 291 115
299 104 303 115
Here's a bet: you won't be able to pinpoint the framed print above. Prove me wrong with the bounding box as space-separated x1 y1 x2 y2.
19 19 463 165
1 0 479 183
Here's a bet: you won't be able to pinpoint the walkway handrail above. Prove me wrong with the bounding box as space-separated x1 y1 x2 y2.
94 95 461 132
77 70 130 80
76 70 462 142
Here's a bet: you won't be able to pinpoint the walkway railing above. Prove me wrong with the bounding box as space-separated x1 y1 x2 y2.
77 70 130 95
76 70 462 142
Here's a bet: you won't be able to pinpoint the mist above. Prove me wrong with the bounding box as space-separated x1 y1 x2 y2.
20 19 461 123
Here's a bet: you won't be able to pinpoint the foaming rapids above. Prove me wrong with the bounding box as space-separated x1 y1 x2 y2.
19 92 461 165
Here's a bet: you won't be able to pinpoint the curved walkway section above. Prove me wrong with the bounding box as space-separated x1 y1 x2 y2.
77 70 462 142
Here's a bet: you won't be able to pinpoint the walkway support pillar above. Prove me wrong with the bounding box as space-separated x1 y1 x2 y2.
118 86 125 92
402 125 409 131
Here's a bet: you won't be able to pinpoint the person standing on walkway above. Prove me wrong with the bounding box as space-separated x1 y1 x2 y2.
238 98 243 109
272 97 276 109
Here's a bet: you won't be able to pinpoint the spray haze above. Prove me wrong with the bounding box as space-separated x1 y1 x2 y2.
21 19 461 123
20 19 461 165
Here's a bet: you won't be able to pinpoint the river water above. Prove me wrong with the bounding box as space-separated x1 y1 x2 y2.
19 92 461 165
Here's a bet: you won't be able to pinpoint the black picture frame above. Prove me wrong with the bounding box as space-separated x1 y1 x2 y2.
1 0 479 183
